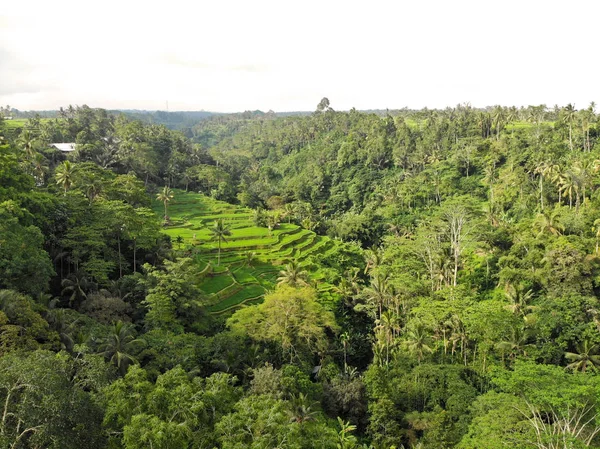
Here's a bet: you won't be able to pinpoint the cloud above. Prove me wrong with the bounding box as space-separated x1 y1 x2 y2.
159 52 270 73
1 0 599 111
0 48 59 96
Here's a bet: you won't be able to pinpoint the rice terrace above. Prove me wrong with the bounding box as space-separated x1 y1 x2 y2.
153 190 345 314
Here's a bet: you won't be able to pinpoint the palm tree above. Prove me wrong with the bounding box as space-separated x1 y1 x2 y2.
363 274 391 320
483 163 497 205
446 314 470 365
209 218 231 266
533 209 564 238
17 129 37 159
266 212 280 237
242 251 257 268
340 331 350 371
282 203 297 223
491 105 505 140
175 235 184 249
277 261 309 287
572 159 598 203
100 321 146 375
534 161 555 209
55 160 76 194
84 178 103 204
403 322 434 363
31 152 48 185
496 325 533 363
363 247 382 275
565 339 600 373
559 170 580 209
45 308 80 352
593 219 600 255
504 283 536 319
301 217 319 231
377 310 400 365
287 393 318 425
334 268 360 306
562 103 577 151
156 185 174 220
61 271 96 308
336 417 358 449
580 107 594 152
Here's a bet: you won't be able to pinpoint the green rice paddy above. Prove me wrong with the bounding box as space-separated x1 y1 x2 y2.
155 191 341 314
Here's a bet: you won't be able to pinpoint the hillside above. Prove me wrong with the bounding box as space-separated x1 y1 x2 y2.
2 103 600 448
153 190 347 313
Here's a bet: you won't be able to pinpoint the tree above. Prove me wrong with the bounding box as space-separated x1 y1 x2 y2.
242 251 257 268
0 351 105 449
55 160 76 194
277 261 309 287
561 103 577 152
288 392 319 425
227 286 338 363
488 361 600 448
316 97 332 113
156 185 174 220
496 325 533 363
522 400 600 448
533 209 564 238
105 366 240 449
504 283 536 320
491 106 505 140
17 129 37 160
362 274 391 321
565 339 600 373
209 218 231 266
534 160 559 209
100 321 146 375
559 169 580 209
142 258 206 333
0 290 58 354
443 203 470 287
402 321 434 363
61 271 95 308
336 417 358 449
0 201 54 296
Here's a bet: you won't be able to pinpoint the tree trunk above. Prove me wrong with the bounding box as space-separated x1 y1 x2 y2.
569 125 573 151
118 235 122 278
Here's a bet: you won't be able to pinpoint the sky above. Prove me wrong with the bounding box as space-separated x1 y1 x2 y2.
1 0 599 112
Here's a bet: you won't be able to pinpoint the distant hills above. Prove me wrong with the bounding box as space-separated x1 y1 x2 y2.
4 107 404 131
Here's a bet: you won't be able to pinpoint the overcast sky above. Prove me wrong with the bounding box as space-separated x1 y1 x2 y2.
1 0 598 112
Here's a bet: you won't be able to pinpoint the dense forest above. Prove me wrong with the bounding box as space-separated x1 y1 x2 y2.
1 99 600 448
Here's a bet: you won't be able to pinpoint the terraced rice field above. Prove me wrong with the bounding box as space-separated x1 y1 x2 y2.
154 191 341 314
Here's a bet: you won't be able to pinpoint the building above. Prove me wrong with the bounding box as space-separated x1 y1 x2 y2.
50 143 77 152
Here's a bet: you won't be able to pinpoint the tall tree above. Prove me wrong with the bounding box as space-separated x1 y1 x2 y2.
100 321 145 375
209 218 231 266
155 185 174 220
277 261 309 288
55 160 76 194
562 103 577 152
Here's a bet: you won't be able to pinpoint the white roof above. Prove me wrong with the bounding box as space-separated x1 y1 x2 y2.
50 143 77 152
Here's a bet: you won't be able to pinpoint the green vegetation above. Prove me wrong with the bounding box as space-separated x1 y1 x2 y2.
153 190 347 313
2 101 600 448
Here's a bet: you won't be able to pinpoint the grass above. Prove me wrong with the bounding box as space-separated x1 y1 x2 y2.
199 274 235 294
232 268 259 284
207 284 265 313
4 119 27 129
3 118 54 130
